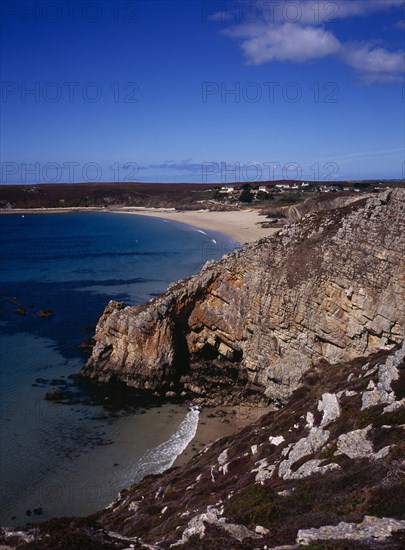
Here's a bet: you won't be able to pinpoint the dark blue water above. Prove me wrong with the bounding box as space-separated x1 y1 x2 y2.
0 213 236 525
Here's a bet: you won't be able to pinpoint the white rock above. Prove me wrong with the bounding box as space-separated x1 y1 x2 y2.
255 525 270 535
278 427 330 480
252 458 268 471
374 445 390 459
336 426 390 460
281 443 293 457
255 464 276 484
305 412 314 429
297 515 405 545
337 426 373 459
269 435 285 446
384 398 405 413
287 459 340 480
277 489 295 497
251 445 258 455
128 501 139 512
221 462 230 475
171 506 260 546
361 343 405 411
337 390 357 398
217 449 229 465
318 393 340 427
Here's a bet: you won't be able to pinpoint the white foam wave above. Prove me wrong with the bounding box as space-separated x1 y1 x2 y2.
140 408 200 475
195 229 208 236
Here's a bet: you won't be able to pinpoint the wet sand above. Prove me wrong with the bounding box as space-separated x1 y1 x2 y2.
174 404 274 467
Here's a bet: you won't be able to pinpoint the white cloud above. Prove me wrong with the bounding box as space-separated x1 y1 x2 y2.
215 1 404 83
227 22 341 64
341 44 405 83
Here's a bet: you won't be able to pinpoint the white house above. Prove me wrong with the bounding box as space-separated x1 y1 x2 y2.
275 183 290 190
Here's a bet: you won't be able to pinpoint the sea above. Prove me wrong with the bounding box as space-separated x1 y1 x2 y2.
0 212 236 526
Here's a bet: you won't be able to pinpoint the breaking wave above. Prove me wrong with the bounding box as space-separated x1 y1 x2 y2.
130 407 200 481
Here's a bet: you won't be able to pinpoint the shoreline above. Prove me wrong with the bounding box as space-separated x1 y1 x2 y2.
110 207 280 244
174 404 274 467
0 206 278 501
0 206 281 244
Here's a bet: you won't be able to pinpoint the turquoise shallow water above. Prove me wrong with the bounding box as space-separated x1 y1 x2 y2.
0 212 236 525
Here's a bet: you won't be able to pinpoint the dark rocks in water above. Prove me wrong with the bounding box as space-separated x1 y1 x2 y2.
36 308 54 318
50 379 67 386
44 388 63 401
68 398 81 405
33 507 43 516
25 510 31 517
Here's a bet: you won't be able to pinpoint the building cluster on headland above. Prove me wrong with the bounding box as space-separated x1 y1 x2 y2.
209 179 388 205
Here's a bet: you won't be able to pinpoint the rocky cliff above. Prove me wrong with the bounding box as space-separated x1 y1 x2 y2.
82 189 405 403
286 192 373 223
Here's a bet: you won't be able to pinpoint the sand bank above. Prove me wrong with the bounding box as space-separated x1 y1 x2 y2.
174 404 273 467
111 208 280 244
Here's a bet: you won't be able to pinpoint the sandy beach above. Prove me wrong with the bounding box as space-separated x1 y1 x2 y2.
111 207 280 244
174 404 274 467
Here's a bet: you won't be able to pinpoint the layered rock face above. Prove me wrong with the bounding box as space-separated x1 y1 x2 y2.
82 189 405 401
286 192 373 223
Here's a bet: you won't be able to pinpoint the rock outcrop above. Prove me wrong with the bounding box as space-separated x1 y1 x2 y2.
82 189 405 402
286 192 373 223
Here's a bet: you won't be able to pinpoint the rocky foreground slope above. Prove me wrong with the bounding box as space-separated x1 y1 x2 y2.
3 340 405 548
82 189 405 403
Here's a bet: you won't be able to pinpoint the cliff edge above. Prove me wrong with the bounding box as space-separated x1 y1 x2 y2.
82 189 405 403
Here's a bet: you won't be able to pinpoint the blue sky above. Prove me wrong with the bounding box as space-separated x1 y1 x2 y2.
1 0 404 183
